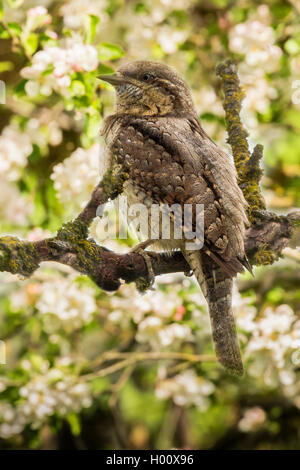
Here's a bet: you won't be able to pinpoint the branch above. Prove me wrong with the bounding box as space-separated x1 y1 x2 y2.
79 352 216 381
216 60 266 222
216 59 299 265
0 61 299 290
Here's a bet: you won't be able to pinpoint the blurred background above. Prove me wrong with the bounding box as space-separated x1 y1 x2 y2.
0 0 300 450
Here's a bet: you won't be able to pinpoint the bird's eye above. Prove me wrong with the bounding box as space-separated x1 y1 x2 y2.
142 73 151 81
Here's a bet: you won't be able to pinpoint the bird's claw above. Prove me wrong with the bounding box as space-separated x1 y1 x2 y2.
130 239 154 253
131 240 155 291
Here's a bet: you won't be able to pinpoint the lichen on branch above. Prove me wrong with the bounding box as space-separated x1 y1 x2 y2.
216 60 266 222
0 236 40 277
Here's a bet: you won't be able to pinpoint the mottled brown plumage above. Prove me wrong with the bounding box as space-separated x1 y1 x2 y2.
99 61 250 375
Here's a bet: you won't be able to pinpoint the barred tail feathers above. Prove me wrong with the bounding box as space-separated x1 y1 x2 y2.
183 250 244 376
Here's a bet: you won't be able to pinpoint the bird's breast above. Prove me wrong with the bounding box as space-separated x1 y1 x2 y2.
121 179 182 253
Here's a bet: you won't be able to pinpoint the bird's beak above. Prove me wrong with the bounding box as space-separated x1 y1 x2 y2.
97 73 125 86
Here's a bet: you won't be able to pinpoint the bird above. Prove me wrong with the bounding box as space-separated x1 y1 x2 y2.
98 60 251 376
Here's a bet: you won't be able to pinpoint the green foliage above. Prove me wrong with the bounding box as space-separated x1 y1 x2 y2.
7 21 21 36
97 43 125 61
120 380 167 431
66 413 81 436
5 0 24 7
23 33 38 56
0 24 9 38
84 14 100 44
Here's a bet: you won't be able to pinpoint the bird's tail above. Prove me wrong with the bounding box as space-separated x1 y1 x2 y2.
183 249 244 376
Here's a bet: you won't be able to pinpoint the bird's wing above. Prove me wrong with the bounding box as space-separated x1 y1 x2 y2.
111 115 249 277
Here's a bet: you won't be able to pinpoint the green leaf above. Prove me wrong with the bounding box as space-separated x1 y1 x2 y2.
6 0 23 7
66 413 81 436
41 64 54 76
28 144 42 164
0 25 9 39
84 14 100 44
0 1 3 21
13 79 27 98
7 22 22 37
97 42 124 61
212 0 228 6
120 381 166 431
97 64 115 75
134 2 149 14
24 33 38 56
0 61 14 72
84 111 101 140
29 354 45 372
39 32 58 48
284 39 300 56
270 3 292 19
90 377 110 394
70 79 86 96
266 287 284 304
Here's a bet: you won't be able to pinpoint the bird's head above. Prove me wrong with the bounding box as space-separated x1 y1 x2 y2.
98 60 196 117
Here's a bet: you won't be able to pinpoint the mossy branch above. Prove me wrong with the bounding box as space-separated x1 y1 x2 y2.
0 61 299 288
216 59 299 266
216 60 266 222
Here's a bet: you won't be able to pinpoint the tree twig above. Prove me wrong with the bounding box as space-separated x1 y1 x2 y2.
79 352 216 381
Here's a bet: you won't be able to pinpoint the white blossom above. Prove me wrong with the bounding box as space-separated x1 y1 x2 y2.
107 283 185 327
245 304 300 368
241 72 278 114
234 285 257 333
26 6 51 30
36 277 97 331
136 316 192 350
18 368 91 427
229 6 282 118
157 27 187 54
26 227 52 242
0 124 32 181
51 143 103 214
156 370 215 410
238 407 266 432
0 403 26 439
193 86 224 116
0 180 33 225
26 115 63 148
0 363 92 437
229 19 282 73
60 0 108 29
21 38 98 96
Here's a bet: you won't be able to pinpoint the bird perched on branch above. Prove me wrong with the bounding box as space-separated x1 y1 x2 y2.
99 61 251 376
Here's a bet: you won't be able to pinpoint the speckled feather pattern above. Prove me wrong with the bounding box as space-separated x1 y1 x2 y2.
106 115 247 268
102 61 249 375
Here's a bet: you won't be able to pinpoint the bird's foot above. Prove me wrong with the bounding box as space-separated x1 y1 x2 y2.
131 240 155 292
130 239 155 253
